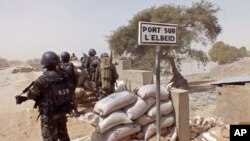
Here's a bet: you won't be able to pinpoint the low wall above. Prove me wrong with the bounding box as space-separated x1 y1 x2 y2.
115 59 153 90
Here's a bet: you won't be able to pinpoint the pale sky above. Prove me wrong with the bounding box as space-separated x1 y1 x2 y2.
0 0 249 61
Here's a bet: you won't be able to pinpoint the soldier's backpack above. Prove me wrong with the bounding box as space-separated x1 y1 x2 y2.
60 62 76 86
99 57 112 90
42 71 75 114
61 63 74 77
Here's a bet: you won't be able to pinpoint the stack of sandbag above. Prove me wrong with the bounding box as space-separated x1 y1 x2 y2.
126 84 175 141
92 91 141 141
92 84 175 141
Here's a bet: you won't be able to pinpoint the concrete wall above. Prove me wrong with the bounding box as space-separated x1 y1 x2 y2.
216 83 250 124
114 59 153 90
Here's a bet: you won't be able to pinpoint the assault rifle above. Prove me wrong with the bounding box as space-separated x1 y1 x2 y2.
15 81 34 104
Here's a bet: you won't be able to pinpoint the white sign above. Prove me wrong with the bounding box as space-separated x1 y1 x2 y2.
138 21 177 45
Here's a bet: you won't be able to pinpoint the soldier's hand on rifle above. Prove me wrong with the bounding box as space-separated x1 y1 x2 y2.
15 95 28 105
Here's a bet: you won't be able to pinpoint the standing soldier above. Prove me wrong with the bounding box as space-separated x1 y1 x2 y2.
15 51 75 141
86 48 100 81
60 51 77 86
60 51 79 116
70 53 78 61
96 52 119 98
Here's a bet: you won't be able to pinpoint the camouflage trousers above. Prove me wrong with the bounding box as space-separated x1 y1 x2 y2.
40 113 70 141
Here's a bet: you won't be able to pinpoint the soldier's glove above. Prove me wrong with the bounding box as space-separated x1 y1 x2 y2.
15 95 28 105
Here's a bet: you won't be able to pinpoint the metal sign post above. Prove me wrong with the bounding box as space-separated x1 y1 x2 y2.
155 45 161 141
138 21 177 141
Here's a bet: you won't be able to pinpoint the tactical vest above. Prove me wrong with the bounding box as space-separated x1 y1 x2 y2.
40 71 75 114
61 63 74 77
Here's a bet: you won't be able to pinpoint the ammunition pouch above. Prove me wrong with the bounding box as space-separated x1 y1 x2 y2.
38 100 74 116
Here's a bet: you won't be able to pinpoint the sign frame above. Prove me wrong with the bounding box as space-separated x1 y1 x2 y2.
138 21 178 46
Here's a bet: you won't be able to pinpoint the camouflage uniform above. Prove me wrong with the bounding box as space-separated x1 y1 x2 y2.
96 62 119 98
27 70 72 141
76 69 96 90
60 62 79 115
86 56 100 81
110 63 119 92
70 53 78 61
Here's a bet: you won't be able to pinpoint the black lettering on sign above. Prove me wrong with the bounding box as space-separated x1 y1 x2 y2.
147 35 175 42
143 26 161 33
164 28 176 34
143 27 147 32
230 125 250 141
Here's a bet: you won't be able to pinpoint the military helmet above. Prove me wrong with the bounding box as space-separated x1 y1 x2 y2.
41 51 59 68
61 51 70 62
88 48 96 57
100 52 109 59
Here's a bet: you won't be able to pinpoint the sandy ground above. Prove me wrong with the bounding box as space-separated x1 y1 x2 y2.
0 59 234 141
0 67 216 141
0 68 94 141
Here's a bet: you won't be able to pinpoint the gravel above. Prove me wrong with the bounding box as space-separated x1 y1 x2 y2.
189 90 217 111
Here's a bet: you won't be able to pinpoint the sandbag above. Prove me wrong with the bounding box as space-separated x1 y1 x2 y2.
136 114 156 126
147 100 173 117
96 110 132 133
143 115 175 141
91 123 141 141
116 81 127 92
118 136 131 141
124 97 155 120
94 91 137 116
91 130 105 141
136 84 170 100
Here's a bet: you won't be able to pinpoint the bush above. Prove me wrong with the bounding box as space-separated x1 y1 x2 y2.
208 41 248 64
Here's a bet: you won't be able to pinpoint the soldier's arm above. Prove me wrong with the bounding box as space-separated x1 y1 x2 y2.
82 70 96 90
112 64 119 80
27 76 46 100
72 64 79 87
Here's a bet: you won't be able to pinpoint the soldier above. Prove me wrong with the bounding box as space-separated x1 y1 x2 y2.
60 51 80 116
96 52 119 98
70 53 78 61
15 51 75 141
60 51 77 86
85 49 100 81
